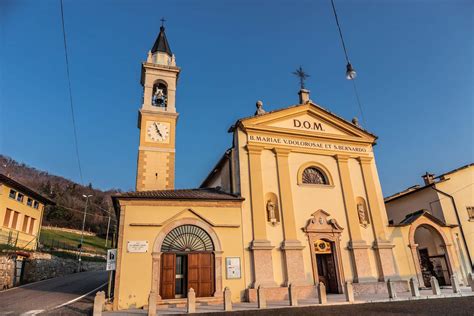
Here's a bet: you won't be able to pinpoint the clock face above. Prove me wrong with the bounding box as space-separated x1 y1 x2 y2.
147 122 169 142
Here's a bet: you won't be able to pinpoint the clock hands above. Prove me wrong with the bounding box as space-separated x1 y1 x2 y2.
153 123 163 138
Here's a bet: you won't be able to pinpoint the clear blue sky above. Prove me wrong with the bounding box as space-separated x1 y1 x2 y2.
1 0 472 196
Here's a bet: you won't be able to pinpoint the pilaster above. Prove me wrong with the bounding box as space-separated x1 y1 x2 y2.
359 157 397 281
151 252 162 301
247 144 268 241
336 154 372 282
247 144 276 288
273 147 306 286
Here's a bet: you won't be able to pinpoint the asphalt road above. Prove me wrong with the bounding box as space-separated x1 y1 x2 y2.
183 296 474 316
0 270 108 315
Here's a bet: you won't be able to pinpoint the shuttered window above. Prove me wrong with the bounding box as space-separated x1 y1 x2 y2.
22 215 30 232
29 218 36 235
3 209 12 227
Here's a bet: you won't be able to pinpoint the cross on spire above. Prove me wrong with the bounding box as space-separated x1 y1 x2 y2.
160 17 166 28
293 66 310 90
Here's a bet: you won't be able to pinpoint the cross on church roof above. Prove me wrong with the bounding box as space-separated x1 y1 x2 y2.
151 18 172 56
293 66 310 90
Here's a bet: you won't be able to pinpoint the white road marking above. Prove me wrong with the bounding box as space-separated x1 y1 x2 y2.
44 281 108 313
20 310 44 316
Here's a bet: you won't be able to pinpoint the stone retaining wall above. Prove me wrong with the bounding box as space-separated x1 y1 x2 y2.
22 252 105 283
0 252 105 290
0 254 15 290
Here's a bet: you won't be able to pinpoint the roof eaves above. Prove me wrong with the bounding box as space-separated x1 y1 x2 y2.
0 174 55 205
435 163 474 180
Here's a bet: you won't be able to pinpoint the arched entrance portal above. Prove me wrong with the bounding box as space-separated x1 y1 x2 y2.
304 210 345 294
414 225 451 287
159 225 215 299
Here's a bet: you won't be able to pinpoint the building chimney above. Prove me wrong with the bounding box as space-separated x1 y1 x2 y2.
422 172 435 185
298 89 310 104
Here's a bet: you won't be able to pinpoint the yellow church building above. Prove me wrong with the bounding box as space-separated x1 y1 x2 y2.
111 26 472 310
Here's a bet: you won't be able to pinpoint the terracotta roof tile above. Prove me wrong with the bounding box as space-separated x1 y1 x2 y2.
113 187 243 201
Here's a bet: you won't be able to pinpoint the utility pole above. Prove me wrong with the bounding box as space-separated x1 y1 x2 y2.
105 215 111 248
78 194 92 272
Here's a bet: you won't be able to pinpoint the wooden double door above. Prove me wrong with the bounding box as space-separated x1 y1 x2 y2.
316 253 339 293
160 252 215 299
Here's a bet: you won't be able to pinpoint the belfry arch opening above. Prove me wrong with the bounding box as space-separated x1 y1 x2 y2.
159 224 215 299
414 224 452 287
152 81 168 107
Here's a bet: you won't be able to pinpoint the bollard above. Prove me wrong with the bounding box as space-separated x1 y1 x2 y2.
148 291 156 316
468 273 474 292
289 283 298 306
387 279 397 299
187 288 196 313
93 291 105 316
317 282 327 304
224 287 232 311
409 278 420 297
430 276 441 295
451 274 461 294
257 286 266 309
344 281 354 303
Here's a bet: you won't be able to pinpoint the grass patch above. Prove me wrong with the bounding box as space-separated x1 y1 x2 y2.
40 228 109 255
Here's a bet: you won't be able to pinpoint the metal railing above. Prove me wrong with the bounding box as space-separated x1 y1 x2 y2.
0 228 37 250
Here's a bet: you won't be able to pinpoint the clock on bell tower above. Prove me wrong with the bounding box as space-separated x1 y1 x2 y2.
136 23 180 191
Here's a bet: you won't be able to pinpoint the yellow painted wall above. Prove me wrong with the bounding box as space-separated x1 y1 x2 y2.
385 166 473 282
235 114 386 287
0 183 45 250
386 189 443 224
114 202 246 310
436 167 474 259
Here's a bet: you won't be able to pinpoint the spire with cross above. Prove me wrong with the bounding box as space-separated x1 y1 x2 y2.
293 66 310 90
151 18 172 56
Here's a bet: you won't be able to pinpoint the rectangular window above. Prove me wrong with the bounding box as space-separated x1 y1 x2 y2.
33 201 39 209
11 211 19 230
17 193 24 203
467 206 474 220
27 198 33 207
28 218 36 235
9 189 16 199
3 209 12 227
22 215 30 232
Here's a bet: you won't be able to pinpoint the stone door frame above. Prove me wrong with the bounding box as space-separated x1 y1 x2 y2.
304 210 345 294
151 217 223 300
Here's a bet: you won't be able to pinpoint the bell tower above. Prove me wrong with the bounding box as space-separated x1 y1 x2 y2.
136 23 180 191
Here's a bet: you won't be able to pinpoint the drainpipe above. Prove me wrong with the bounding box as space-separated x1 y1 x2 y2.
431 186 473 272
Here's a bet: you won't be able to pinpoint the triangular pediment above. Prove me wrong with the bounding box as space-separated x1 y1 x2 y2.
240 103 376 143
158 208 240 228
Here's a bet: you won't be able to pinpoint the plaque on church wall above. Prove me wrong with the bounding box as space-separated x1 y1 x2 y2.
225 257 241 279
127 240 149 253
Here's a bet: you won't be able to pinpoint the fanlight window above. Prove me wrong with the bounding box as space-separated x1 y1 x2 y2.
302 167 328 185
161 225 214 252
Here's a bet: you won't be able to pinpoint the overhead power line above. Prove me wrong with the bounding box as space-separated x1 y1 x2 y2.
330 0 367 127
59 0 84 185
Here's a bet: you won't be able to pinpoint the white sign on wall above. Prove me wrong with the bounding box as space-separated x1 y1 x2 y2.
127 240 149 253
106 249 117 271
226 257 241 279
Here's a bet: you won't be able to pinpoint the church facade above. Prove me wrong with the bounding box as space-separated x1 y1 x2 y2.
111 27 471 310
